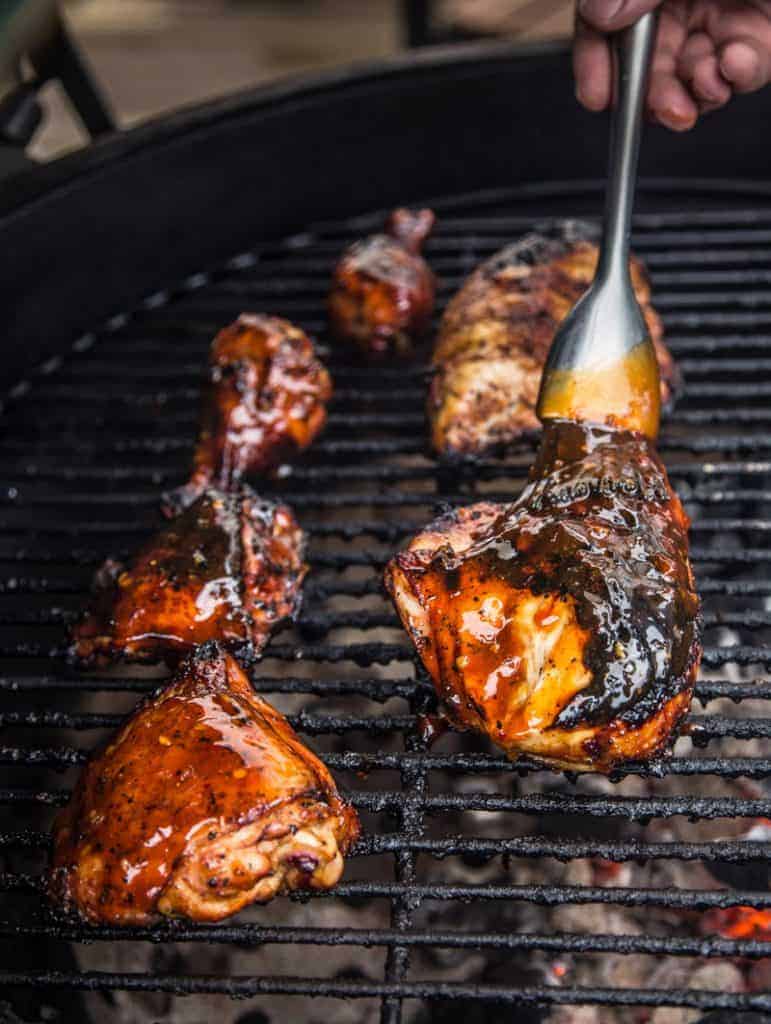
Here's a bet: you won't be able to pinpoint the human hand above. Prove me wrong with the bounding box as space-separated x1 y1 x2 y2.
574 1 771 129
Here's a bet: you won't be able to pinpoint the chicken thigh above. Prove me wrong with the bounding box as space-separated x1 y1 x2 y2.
385 419 701 771
48 643 359 924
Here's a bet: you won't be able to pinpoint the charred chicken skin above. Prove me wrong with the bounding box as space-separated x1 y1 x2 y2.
429 221 679 457
328 207 436 356
385 419 701 771
164 314 331 516
48 643 360 924
70 486 306 668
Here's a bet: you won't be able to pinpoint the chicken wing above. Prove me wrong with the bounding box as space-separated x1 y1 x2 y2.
48 642 360 924
385 419 701 771
164 314 331 516
70 486 306 668
429 221 679 457
328 207 436 355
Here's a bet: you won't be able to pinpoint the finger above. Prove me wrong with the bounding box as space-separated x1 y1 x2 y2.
648 69 699 128
578 0 662 32
690 55 732 107
573 15 613 110
678 32 732 107
677 30 714 86
646 6 698 130
719 37 771 94
699 3 771 94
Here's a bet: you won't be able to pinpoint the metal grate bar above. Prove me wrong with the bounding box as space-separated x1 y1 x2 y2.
0 709 768 743
0 573 764 601
5 604 771 635
0 674 767 703
0 920 767 960
0 970 768 1012
0 787 767 821
1 829 769 866
0 638 769 669
3 746 771 780
3 874 770 911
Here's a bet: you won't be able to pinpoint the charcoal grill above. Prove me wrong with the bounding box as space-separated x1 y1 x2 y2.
1 40 771 1024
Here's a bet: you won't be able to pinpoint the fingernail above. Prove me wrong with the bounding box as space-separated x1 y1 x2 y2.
579 0 623 23
657 106 696 131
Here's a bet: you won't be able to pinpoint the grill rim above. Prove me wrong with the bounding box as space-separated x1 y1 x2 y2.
5 28 771 386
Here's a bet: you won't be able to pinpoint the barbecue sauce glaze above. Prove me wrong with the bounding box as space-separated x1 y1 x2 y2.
328 208 436 355
386 417 701 770
70 486 306 668
48 644 359 924
537 340 662 440
163 314 332 517
484 419 698 727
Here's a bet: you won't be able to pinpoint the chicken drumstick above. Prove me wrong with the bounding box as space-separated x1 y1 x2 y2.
328 208 436 356
70 485 306 668
164 314 331 516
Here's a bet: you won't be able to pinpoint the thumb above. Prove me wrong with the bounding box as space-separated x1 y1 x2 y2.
578 0 662 32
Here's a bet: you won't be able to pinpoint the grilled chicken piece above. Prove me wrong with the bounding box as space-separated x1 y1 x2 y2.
70 486 306 668
328 207 436 355
429 221 679 457
385 419 701 771
48 643 360 925
164 314 331 516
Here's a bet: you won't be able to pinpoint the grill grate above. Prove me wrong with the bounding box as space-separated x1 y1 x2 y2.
1 185 771 1023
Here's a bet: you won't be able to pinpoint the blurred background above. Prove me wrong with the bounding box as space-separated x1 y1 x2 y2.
29 0 574 160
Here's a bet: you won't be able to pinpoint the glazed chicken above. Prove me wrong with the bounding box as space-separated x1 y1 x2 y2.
48 643 360 924
429 221 679 457
328 207 436 356
70 486 306 668
164 314 331 516
385 419 701 771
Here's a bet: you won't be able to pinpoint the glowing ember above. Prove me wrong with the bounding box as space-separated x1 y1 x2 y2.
592 858 624 883
702 907 771 940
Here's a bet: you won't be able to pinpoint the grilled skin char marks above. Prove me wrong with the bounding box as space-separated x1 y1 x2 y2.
385 420 701 771
429 221 679 457
328 207 436 356
164 314 331 516
70 486 306 668
48 643 360 925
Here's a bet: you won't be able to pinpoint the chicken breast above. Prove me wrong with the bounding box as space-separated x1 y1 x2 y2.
328 207 436 356
164 314 331 516
47 643 360 925
385 419 701 772
70 486 306 668
429 221 679 457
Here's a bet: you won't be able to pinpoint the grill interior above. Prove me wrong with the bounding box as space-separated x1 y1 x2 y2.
1 182 771 1023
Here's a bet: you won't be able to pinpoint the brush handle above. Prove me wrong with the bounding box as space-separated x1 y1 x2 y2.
535 13 661 437
596 13 657 286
